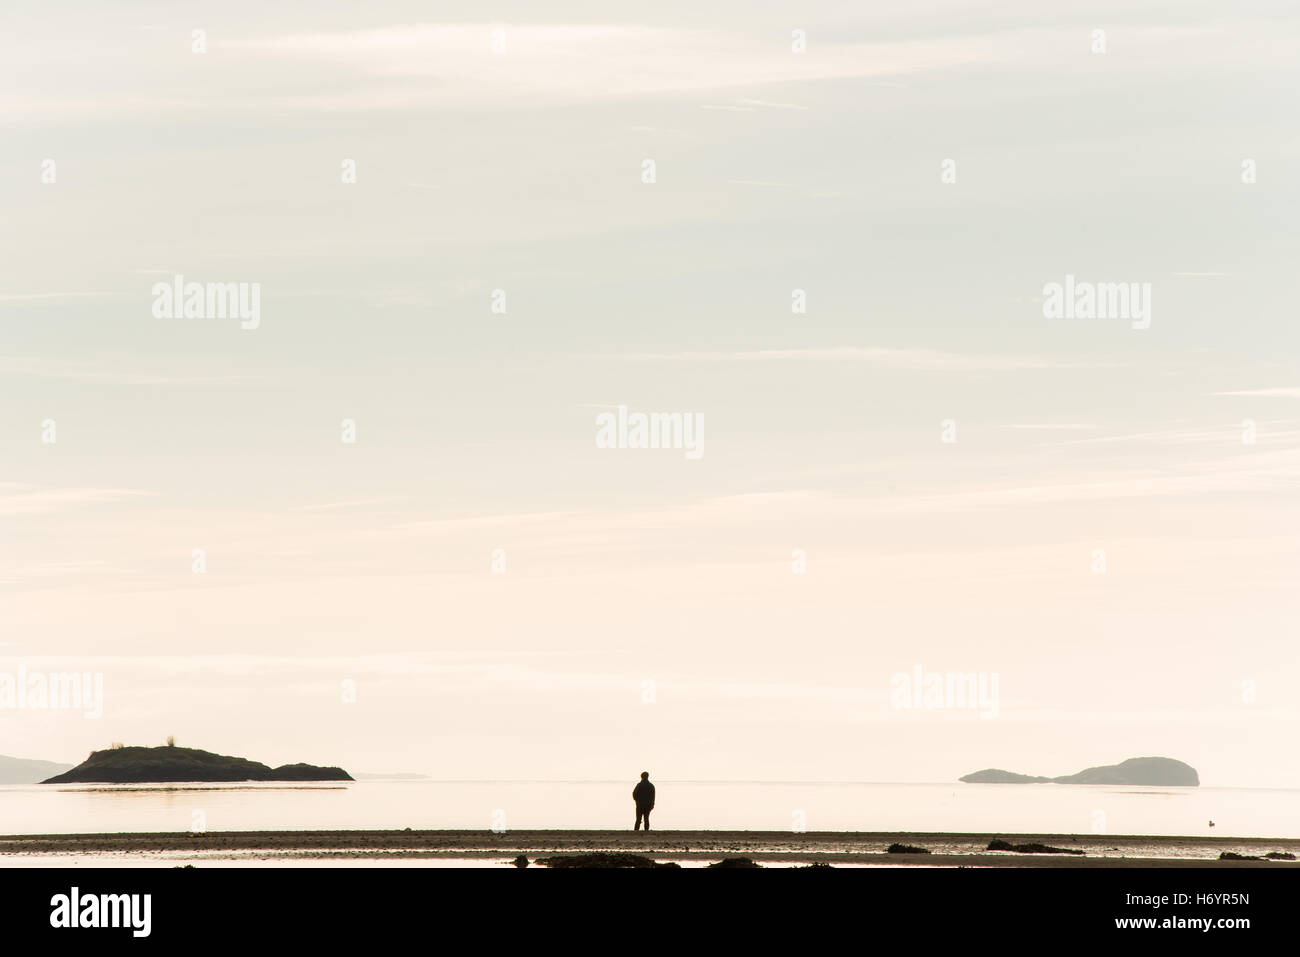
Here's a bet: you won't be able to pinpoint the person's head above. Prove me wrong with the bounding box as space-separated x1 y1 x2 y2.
640 771 649 780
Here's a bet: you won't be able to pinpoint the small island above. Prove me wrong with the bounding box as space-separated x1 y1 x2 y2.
41 745 353 784
959 756 1198 787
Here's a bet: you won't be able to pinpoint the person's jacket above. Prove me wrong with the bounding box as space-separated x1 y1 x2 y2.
633 780 655 809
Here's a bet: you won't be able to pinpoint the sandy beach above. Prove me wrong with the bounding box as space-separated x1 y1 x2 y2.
2 830 1297 867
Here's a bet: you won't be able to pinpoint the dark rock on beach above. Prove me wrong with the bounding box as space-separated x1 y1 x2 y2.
1219 852 1263 861
987 839 1085 855
887 843 931 854
1264 851 1296 861
534 853 678 868
707 857 763 868
41 746 354 784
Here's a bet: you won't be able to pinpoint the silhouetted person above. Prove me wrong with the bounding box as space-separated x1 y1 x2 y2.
633 771 655 831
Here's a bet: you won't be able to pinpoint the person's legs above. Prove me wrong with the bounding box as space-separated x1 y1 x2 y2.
643 809 650 831
634 810 643 831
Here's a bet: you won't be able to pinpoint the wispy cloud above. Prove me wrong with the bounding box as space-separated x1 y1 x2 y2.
0 292 110 302
2 23 1006 121
735 98 807 110
596 346 1106 371
228 24 1001 107
1213 387 1300 398
1006 423 1100 431
0 356 256 387
291 497 406 512
0 486 151 516
884 449 1300 513
1060 423 1300 447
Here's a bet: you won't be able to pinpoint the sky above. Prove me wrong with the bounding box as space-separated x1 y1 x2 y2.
2 1 1299 788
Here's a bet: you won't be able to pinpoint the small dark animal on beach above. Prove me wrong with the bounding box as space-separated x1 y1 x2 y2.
633 771 655 831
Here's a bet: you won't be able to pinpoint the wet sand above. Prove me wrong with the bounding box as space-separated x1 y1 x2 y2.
2 830 1298 866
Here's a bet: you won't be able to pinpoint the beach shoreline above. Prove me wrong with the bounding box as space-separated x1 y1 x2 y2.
2 829 1297 867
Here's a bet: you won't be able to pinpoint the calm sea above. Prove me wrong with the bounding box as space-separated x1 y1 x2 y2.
0 779 1295 838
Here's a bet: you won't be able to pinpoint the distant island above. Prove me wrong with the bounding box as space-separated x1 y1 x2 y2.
960 756 1199 787
41 745 353 784
0 753 74 785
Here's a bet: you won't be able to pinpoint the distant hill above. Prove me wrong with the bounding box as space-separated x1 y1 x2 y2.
41 746 353 784
0 754 73 785
960 757 1199 787
960 769 1052 784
